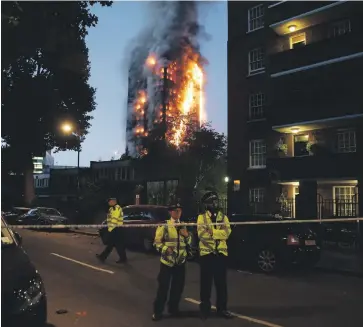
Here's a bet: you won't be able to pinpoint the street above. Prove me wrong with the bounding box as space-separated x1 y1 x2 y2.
19 229 363 327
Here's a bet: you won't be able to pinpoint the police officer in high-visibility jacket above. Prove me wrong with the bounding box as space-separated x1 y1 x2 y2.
198 191 233 320
96 198 127 263
152 202 191 321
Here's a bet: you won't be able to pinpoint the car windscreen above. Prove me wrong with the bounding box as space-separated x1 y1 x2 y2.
39 208 61 216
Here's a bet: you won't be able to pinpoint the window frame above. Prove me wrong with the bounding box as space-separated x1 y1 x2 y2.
337 129 356 153
289 32 306 50
333 185 357 217
249 188 265 203
248 48 265 75
249 139 266 168
330 19 351 38
248 4 265 32
249 92 266 120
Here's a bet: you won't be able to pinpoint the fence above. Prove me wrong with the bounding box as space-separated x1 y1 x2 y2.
249 198 360 220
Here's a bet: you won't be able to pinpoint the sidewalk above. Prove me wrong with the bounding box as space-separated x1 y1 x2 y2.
317 249 363 277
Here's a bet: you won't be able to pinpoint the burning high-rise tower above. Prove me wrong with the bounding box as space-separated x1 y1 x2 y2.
126 1 207 157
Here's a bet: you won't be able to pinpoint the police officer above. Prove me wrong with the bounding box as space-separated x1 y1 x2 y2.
197 191 233 320
152 202 191 321
96 198 127 263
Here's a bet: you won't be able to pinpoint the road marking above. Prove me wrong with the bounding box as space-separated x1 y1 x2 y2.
184 297 283 327
237 270 253 275
50 253 114 274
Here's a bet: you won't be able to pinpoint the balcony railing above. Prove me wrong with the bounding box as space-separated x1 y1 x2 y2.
269 32 363 76
267 152 360 181
249 198 359 219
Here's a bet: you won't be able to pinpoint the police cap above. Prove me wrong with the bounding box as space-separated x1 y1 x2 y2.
107 197 117 202
168 202 182 211
201 191 218 204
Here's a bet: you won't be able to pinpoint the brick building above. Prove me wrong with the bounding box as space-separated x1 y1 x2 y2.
227 1 363 218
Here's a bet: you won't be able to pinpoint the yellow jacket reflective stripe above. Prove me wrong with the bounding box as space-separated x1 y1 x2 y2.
154 219 192 267
197 211 231 257
107 205 123 232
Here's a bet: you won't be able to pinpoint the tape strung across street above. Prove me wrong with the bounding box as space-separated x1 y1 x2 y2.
7 217 363 230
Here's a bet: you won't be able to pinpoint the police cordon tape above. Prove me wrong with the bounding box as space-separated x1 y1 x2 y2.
7 217 363 230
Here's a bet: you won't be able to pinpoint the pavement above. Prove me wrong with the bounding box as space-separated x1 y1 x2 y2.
15 229 363 327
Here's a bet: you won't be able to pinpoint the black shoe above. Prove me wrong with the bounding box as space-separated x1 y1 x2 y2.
152 313 162 321
200 311 209 320
168 309 181 317
217 310 234 319
116 259 127 264
96 254 105 262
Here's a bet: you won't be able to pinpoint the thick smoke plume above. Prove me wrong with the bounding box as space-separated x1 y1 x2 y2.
125 1 208 156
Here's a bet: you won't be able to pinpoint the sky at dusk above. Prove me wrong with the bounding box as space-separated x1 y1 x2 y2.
53 1 227 167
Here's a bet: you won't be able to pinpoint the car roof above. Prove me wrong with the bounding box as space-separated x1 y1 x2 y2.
123 205 168 210
13 207 31 210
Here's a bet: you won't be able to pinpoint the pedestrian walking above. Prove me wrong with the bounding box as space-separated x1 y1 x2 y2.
152 202 191 321
96 198 127 264
197 191 233 320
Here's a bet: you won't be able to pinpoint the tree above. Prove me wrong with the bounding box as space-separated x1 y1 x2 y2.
1 1 112 205
181 123 227 191
136 122 227 207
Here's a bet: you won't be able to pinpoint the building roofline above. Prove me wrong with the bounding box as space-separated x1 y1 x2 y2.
269 1 349 29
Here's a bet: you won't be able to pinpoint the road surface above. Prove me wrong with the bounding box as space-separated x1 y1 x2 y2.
18 230 363 327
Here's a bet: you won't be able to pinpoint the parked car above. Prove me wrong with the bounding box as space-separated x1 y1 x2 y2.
2 207 31 225
99 205 197 256
1 216 47 326
228 214 322 273
16 207 69 231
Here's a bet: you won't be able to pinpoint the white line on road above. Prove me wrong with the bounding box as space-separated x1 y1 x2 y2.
50 253 114 274
184 297 283 327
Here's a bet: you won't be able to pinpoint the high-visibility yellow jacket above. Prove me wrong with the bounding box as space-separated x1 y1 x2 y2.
107 204 123 232
197 210 231 257
154 219 192 267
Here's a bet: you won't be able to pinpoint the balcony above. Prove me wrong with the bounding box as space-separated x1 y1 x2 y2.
268 152 360 181
269 32 363 76
268 1 351 36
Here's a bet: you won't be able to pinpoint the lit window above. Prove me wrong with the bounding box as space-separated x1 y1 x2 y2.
248 48 265 75
333 186 357 217
249 188 265 203
248 4 264 32
249 92 265 120
233 180 240 192
337 130 356 153
290 33 306 49
331 19 351 37
249 140 266 168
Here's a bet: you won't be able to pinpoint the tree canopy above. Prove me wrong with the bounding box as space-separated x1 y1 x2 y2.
136 122 227 204
1 1 112 203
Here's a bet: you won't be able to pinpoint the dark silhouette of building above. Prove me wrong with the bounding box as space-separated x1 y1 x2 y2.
228 1 363 219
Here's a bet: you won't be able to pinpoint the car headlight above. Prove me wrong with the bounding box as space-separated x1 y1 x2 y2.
15 275 45 313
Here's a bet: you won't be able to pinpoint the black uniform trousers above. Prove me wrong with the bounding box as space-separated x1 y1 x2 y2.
199 253 228 313
153 262 186 315
99 227 127 262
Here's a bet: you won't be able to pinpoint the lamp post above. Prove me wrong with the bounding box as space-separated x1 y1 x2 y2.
61 123 82 193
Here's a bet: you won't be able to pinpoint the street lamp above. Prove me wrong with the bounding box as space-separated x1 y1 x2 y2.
224 176 229 183
61 123 82 193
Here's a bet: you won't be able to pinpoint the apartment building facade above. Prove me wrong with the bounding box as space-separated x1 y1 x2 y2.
228 1 363 218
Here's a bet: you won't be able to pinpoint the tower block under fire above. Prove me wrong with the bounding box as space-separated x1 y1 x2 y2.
126 45 205 157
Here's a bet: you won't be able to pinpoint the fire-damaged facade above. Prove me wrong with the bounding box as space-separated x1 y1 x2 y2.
228 1 363 219
125 2 205 157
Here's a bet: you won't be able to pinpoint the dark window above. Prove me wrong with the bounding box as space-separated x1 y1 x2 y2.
294 134 309 157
